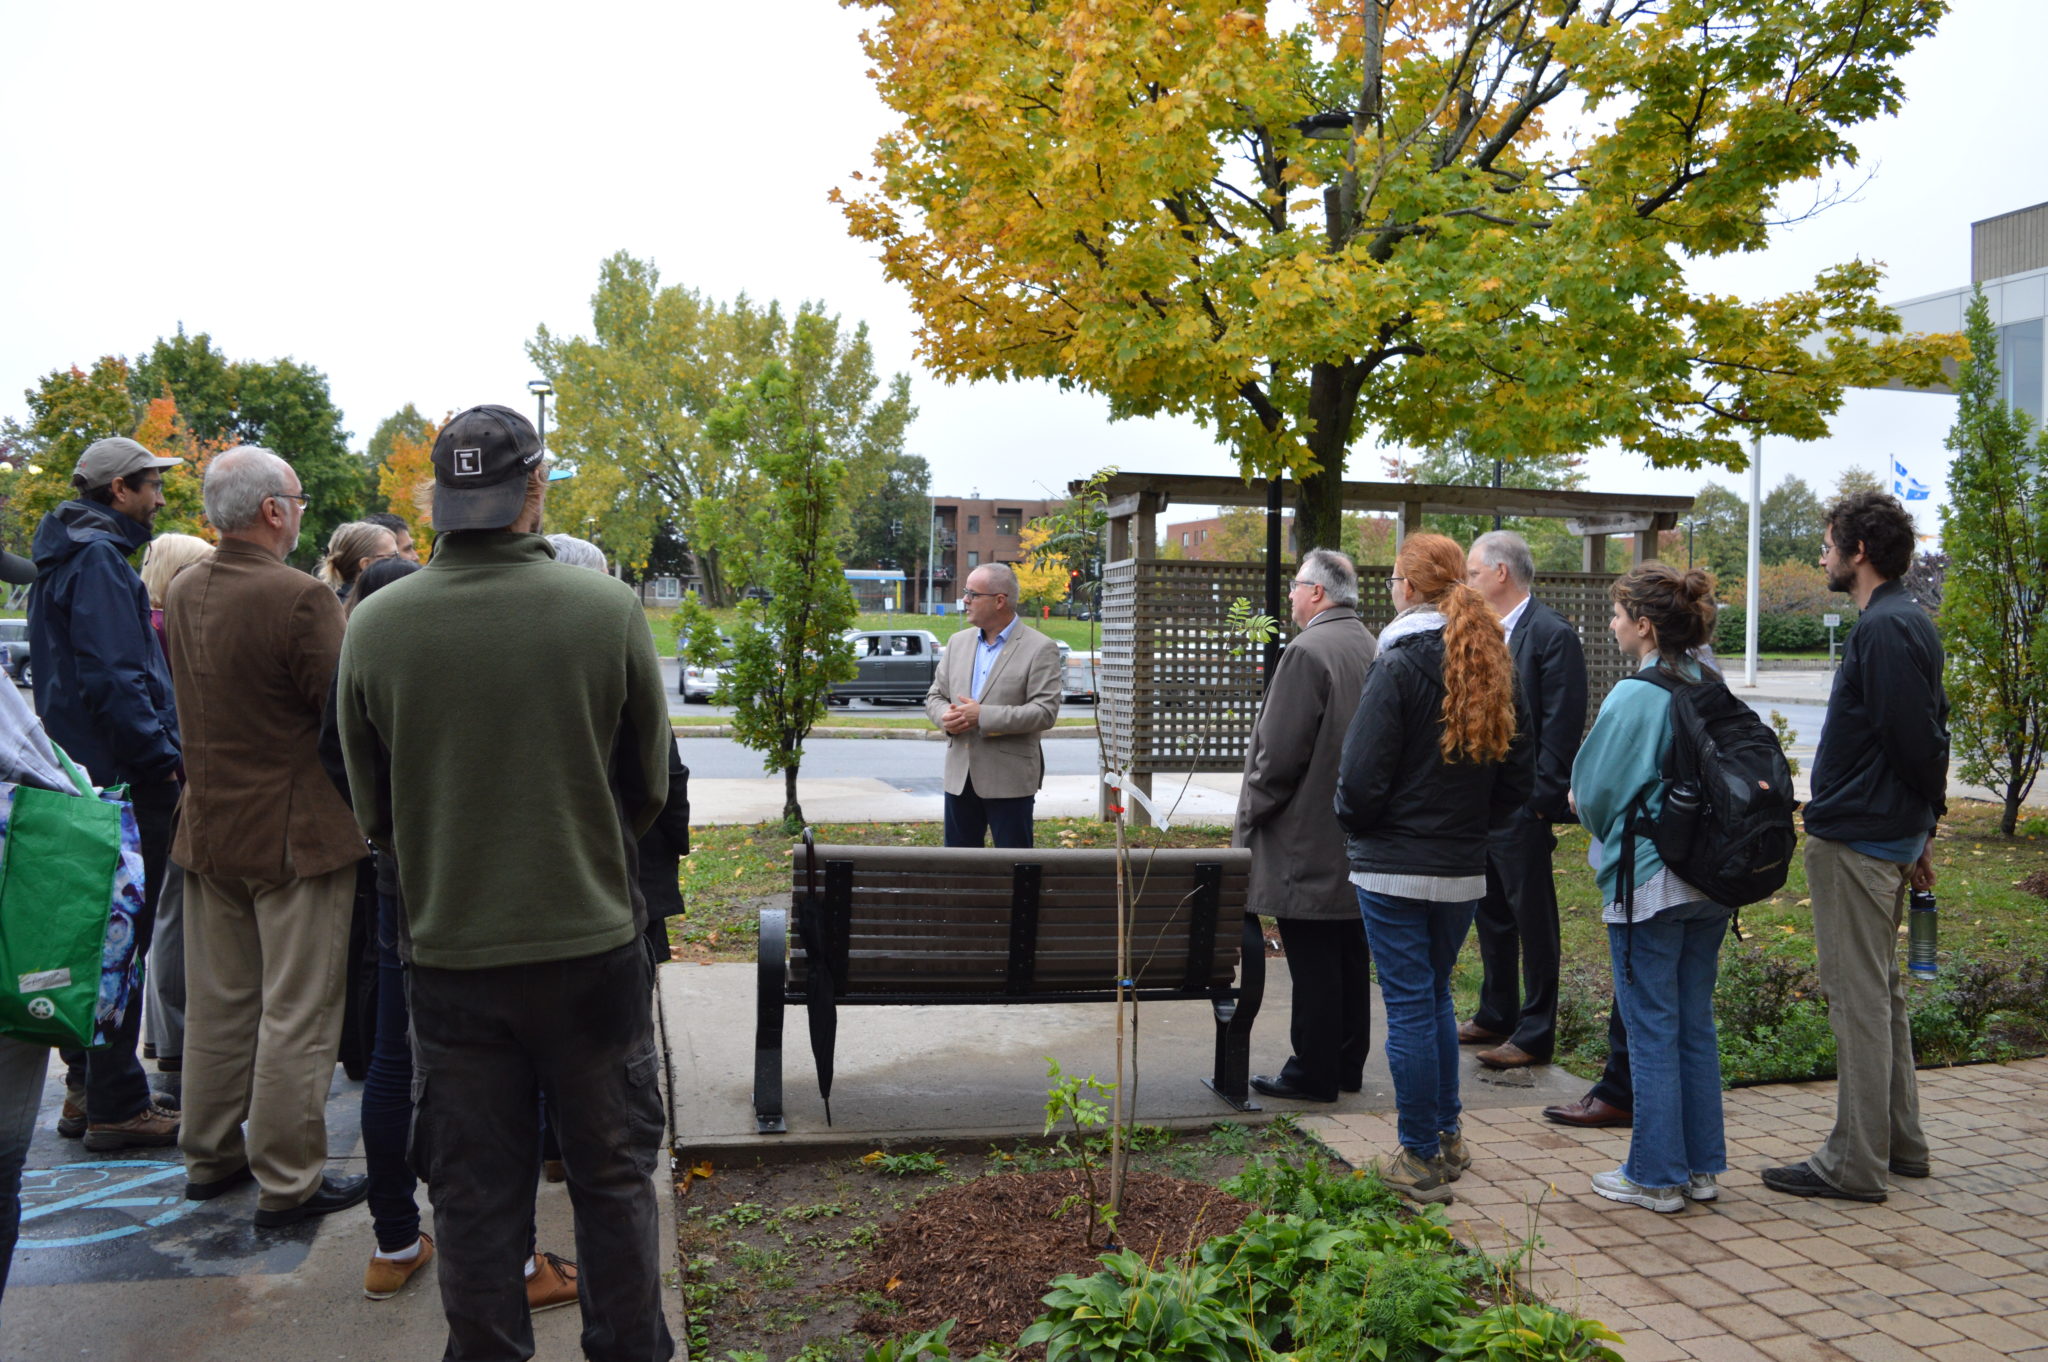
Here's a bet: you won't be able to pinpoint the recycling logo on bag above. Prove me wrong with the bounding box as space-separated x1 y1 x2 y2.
26 997 53 1020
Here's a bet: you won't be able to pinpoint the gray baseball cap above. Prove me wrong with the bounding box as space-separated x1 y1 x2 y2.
72 437 182 490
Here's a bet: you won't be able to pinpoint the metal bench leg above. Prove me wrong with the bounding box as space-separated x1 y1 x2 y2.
1204 913 1264 1112
753 907 789 1134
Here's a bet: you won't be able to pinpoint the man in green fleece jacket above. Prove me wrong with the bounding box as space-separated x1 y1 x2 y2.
335 404 673 1361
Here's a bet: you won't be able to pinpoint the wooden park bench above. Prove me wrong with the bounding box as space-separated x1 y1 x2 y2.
753 832 1264 1133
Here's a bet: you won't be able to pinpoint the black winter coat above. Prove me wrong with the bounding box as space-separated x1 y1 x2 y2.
1803 580 1949 843
1334 625 1533 880
26 500 181 786
636 735 691 919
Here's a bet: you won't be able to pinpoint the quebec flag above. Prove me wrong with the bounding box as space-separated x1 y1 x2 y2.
1893 459 1931 501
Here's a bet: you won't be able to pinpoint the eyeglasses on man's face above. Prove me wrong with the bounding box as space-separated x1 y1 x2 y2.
959 589 1004 603
269 491 309 508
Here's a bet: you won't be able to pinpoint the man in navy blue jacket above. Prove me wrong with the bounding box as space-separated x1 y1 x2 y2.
1763 491 1949 1204
27 436 184 1151
1460 531 1587 1070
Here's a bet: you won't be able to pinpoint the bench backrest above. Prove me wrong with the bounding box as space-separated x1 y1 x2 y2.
787 844 1250 1000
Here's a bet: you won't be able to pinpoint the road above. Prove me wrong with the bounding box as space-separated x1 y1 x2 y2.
673 696 1826 780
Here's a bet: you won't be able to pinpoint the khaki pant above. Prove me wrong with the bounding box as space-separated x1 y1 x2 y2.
1807 837 1928 1197
180 864 357 1212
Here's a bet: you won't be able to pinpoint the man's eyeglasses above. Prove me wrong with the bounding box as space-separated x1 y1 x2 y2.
1289 578 1318 591
269 492 310 508
959 589 1004 602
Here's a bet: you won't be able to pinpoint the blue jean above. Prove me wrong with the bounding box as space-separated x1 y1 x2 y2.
0 1035 52 1308
1608 905 1730 1189
1356 888 1477 1159
361 889 420 1252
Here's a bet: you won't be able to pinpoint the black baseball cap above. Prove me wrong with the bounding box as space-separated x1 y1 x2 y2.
430 404 544 532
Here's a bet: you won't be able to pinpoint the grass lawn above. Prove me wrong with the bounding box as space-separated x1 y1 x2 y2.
671 801 2048 1082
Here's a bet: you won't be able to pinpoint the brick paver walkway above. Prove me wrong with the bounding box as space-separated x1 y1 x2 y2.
1306 1057 2048 1362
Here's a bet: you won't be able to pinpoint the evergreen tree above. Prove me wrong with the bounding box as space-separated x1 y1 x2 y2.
1940 290 2048 835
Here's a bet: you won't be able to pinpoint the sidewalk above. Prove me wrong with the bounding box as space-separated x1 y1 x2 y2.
1305 1057 2048 1362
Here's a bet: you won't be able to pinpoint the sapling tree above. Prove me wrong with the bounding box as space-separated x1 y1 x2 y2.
710 312 861 830
1939 290 2048 836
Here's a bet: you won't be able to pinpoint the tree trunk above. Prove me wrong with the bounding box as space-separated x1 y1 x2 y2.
700 549 731 608
2003 785 2021 838
1296 361 1366 550
782 764 804 832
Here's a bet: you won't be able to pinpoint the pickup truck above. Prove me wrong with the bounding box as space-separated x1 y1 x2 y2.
826 628 1093 705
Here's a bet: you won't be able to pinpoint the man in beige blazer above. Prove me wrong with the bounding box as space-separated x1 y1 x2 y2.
924 562 1063 847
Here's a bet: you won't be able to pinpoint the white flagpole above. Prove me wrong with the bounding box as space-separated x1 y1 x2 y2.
1745 431 1761 689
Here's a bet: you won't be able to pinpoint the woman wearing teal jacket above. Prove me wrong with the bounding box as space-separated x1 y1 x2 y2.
1572 564 1731 1214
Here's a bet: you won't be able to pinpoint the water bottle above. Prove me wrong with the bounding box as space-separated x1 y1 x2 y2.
1907 889 1938 981
1660 781 1702 862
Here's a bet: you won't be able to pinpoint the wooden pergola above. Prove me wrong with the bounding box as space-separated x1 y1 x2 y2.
1080 472 1698 823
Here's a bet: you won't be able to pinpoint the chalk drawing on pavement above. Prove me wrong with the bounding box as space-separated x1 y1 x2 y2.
17 1160 199 1249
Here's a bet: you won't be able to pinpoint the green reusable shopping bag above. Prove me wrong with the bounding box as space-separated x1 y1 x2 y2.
0 753 129 1048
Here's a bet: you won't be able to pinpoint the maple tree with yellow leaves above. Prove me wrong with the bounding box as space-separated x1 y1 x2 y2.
840 0 1964 547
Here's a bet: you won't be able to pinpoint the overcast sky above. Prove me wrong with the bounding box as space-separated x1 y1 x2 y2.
4 1 2042 537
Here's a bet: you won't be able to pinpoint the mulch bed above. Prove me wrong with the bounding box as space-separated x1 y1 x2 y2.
2019 868 2048 902
845 1168 1254 1353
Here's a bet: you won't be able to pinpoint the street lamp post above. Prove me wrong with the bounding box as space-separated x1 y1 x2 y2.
528 378 554 458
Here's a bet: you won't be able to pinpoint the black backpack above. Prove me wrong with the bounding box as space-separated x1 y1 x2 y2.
1619 667 1799 912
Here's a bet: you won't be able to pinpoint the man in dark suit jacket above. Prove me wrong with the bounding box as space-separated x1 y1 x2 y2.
1459 532 1587 1069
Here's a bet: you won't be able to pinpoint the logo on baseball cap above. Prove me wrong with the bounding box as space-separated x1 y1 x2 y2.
430 405 544 532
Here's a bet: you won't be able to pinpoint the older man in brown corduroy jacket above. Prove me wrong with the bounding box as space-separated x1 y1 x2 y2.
165 446 368 1228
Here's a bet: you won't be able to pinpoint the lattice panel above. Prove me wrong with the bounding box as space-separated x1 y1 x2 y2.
1100 561 1624 774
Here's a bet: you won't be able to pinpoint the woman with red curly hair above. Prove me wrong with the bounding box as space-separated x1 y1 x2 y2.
1336 533 1531 1203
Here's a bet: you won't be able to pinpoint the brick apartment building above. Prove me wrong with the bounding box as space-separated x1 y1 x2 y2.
921 494 1057 611
1163 513 1297 560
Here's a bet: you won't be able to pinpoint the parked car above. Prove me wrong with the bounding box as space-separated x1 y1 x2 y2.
0 620 29 688
828 629 942 705
677 631 733 701
1061 646 1097 703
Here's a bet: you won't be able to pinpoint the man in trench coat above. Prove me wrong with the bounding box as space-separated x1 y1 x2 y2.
1234 548 1380 1103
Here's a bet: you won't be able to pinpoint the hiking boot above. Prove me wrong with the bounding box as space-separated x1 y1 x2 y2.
1372 1148 1454 1204
542 1158 567 1184
1436 1130 1472 1182
83 1102 180 1151
56 1088 87 1139
364 1234 436 1301
527 1250 579 1313
1591 1167 1685 1213
1684 1173 1719 1202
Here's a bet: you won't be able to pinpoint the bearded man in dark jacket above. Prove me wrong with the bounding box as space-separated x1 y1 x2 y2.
26 436 184 1151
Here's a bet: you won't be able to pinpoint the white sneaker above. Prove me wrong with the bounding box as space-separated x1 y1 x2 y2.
1685 1173 1719 1202
1591 1167 1685 1213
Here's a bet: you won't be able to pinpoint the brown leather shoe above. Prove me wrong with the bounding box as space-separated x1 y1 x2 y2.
1476 1042 1542 1069
1457 1021 1506 1046
527 1250 579 1313
1542 1094 1632 1128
